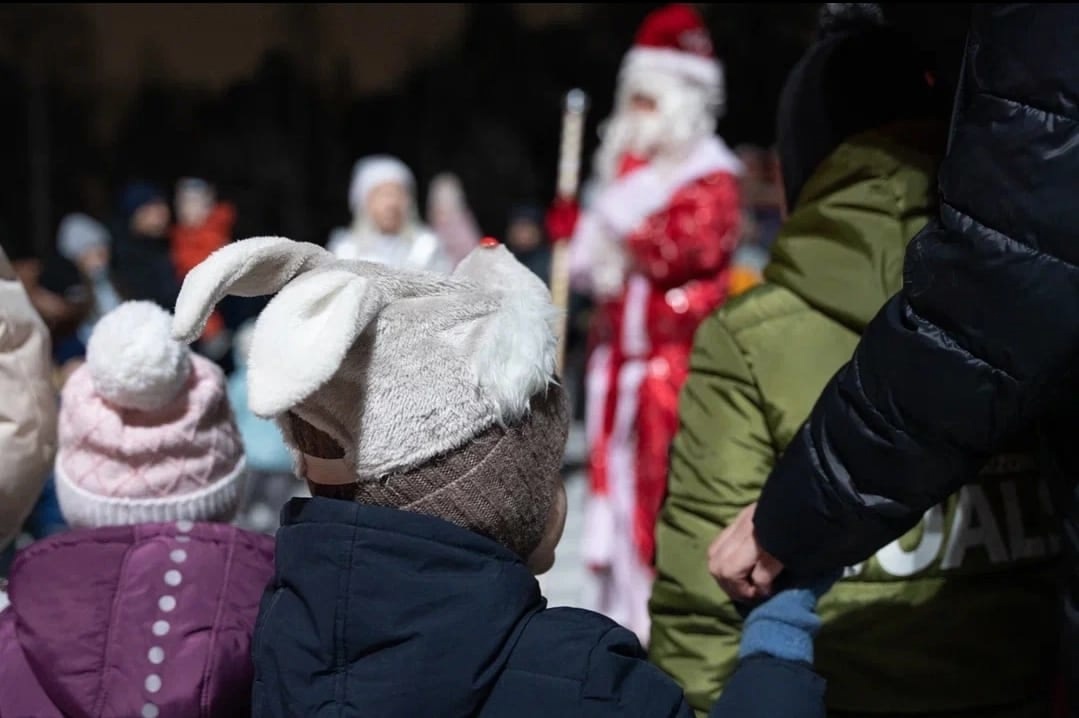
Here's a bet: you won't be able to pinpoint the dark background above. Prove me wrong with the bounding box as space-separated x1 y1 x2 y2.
0 3 969 262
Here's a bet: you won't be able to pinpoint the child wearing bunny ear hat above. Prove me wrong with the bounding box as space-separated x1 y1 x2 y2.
172 235 568 567
171 236 832 718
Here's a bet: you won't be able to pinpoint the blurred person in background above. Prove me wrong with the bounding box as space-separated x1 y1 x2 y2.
0 246 58 584
110 181 181 312
1 228 89 372
734 144 784 253
726 145 782 298
227 319 307 535
171 177 235 362
327 155 450 273
426 172 481 268
505 203 552 285
553 3 741 643
55 213 121 354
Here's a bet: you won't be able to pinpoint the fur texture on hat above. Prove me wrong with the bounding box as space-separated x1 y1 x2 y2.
173 236 559 482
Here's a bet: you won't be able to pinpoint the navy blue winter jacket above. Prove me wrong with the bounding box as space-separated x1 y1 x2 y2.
252 497 825 717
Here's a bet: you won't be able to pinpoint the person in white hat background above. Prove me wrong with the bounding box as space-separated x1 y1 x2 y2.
425 171 483 268
326 154 452 273
551 3 743 643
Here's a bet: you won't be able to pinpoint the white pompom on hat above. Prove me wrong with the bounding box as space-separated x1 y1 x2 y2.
348 155 416 214
86 301 192 411
56 301 245 529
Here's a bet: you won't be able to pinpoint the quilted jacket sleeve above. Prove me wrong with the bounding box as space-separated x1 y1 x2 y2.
755 4 1079 574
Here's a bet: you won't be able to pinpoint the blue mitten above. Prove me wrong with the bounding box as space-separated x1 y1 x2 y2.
738 573 841 664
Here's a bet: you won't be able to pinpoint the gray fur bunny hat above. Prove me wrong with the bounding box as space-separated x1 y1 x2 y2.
173 236 568 559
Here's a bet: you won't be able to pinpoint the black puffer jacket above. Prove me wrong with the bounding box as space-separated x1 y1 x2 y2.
754 0 1079 686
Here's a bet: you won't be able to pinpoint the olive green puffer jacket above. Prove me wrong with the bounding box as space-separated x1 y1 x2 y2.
649 123 1060 718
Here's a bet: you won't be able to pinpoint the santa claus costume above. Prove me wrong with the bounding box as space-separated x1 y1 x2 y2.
568 3 741 643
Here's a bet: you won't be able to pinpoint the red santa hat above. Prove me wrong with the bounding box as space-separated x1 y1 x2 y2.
621 4 723 95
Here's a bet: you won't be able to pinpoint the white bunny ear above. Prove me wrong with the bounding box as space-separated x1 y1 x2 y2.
454 243 559 421
172 236 333 343
246 268 386 418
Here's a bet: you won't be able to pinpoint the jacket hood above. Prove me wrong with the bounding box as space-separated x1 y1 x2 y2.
765 121 943 331
0 246 57 551
3 522 274 718
255 497 545 717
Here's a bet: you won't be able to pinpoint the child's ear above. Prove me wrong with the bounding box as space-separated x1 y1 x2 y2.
172 236 332 343
246 268 387 418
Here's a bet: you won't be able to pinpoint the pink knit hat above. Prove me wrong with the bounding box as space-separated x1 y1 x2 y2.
55 301 245 528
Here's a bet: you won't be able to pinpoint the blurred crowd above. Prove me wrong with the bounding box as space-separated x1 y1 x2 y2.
1 135 784 568
7 2 1068 717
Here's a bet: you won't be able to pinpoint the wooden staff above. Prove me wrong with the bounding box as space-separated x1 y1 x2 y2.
550 88 589 376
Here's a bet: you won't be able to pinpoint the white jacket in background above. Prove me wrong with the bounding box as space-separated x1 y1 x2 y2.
327 222 451 274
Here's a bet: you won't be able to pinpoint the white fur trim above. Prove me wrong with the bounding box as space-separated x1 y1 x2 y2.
582 493 616 569
591 135 743 238
586 357 647 566
568 213 626 297
87 302 191 411
584 344 612 448
621 276 651 358
55 459 246 529
622 47 722 91
580 345 616 568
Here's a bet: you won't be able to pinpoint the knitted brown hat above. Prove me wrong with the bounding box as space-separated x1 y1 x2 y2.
300 386 568 560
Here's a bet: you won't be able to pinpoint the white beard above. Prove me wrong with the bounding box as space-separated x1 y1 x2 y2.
594 113 667 177
593 71 716 185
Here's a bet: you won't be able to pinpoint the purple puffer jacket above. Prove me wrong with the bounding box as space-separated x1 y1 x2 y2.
0 521 274 717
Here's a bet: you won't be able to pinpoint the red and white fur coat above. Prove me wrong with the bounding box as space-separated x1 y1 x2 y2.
570 133 741 642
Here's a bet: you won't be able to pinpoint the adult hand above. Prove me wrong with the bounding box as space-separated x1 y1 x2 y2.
708 502 785 602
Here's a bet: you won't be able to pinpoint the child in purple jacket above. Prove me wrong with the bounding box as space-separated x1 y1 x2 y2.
0 301 274 718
